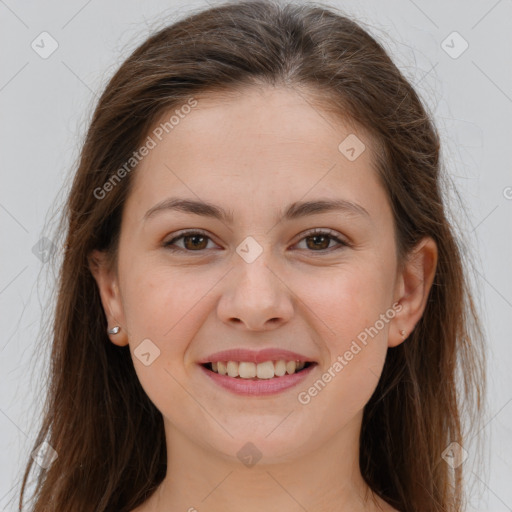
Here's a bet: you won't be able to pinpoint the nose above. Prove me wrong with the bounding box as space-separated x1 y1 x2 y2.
216 250 294 331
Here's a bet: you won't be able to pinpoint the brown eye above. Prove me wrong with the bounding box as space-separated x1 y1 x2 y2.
182 234 209 250
296 229 348 252
163 229 348 254
163 230 215 252
305 234 331 250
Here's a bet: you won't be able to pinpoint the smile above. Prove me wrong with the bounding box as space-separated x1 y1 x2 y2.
202 360 314 379
199 360 318 396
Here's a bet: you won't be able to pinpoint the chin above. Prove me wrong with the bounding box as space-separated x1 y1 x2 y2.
203 421 317 465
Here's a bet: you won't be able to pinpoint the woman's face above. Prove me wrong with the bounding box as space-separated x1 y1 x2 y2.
90 85 435 463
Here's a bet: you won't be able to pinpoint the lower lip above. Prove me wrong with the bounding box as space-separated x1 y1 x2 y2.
199 363 317 396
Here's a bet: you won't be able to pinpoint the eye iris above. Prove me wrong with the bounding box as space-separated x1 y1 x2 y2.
306 234 330 250
170 231 340 252
184 234 208 250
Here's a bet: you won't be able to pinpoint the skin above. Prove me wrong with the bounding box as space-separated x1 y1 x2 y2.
89 85 437 512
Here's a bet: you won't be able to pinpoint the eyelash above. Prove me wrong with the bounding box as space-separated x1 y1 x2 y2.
162 228 349 254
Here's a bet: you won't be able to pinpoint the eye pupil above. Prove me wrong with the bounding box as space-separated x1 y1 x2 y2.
184 234 208 250
165 229 345 254
307 234 330 250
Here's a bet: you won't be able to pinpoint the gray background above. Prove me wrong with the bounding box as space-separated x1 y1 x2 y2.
1 0 511 510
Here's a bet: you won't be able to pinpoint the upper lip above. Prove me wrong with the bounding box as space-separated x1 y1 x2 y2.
198 348 316 365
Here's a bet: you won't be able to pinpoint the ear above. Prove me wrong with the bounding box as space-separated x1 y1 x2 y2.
88 249 129 347
389 236 438 348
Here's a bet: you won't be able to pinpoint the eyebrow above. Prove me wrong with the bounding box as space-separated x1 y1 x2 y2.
143 197 370 224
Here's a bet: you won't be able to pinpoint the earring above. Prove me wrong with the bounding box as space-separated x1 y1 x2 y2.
107 326 120 335
400 329 406 338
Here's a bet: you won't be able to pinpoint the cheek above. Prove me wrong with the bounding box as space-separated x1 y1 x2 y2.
122 265 208 342
292 258 392 405
306 346 386 431
119 268 206 417
293 257 393 346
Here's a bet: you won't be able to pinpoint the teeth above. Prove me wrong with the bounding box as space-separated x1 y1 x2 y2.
286 361 296 374
217 361 227 375
274 360 287 376
208 359 311 379
256 361 274 379
239 362 256 378
227 361 238 378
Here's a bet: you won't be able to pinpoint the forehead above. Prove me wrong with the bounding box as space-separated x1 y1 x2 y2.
150 85 372 158
124 85 388 224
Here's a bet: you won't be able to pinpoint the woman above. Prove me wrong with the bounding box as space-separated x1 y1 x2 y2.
18 1 486 511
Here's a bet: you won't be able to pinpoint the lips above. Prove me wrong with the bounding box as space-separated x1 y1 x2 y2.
199 359 317 396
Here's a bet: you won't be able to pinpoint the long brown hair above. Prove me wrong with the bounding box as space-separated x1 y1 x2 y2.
18 1 486 510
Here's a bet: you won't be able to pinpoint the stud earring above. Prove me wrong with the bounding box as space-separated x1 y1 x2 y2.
400 329 406 337
107 326 120 335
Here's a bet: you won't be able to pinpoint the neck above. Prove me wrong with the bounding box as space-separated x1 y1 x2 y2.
145 411 390 512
